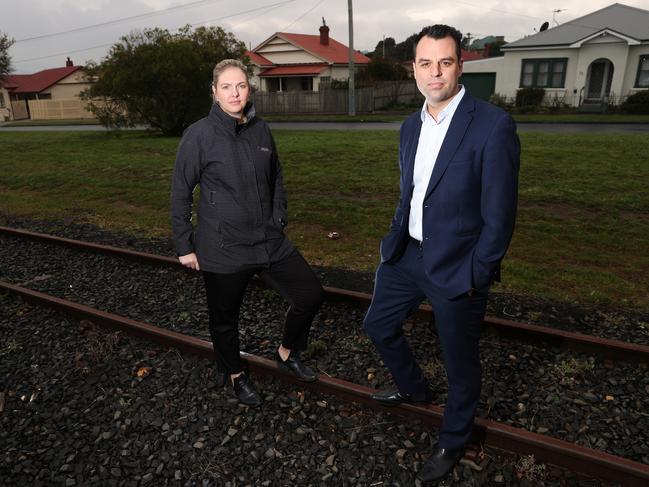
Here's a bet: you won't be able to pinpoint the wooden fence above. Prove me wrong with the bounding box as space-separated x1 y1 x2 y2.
8 81 423 121
28 98 95 120
252 80 420 115
10 100 29 120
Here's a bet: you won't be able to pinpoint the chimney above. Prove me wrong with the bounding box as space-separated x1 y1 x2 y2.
65 57 74 67
319 17 329 46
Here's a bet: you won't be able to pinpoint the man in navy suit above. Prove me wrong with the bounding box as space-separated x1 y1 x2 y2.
363 24 520 483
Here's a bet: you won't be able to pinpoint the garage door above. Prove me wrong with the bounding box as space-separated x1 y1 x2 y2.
459 73 496 100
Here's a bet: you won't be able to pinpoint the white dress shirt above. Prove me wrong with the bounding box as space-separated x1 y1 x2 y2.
408 86 466 242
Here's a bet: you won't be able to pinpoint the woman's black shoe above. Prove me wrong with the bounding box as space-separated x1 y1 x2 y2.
275 350 317 382
214 370 227 389
232 373 262 407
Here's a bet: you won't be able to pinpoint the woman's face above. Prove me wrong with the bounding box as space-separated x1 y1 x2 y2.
212 67 250 118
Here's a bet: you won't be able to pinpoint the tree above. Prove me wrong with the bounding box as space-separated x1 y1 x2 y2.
394 33 419 61
371 37 396 59
83 25 246 135
0 32 14 85
484 40 507 58
358 57 408 83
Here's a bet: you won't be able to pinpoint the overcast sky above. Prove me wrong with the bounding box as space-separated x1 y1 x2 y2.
4 0 649 73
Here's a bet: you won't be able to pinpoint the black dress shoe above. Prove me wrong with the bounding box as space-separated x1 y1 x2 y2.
275 350 317 382
371 386 433 406
417 447 465 483
232 373 262 407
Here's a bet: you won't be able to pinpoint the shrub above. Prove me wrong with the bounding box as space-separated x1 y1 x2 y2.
621 90 649 114
488 93 513 110
515 87 545 107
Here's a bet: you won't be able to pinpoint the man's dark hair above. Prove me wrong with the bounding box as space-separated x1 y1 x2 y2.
413 25 463 61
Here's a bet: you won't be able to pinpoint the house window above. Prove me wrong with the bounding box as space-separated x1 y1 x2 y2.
266 78 280 92
0 92 5 108
300 77 313 91
266 78 288 92
636 55 649 88
520 58 567 88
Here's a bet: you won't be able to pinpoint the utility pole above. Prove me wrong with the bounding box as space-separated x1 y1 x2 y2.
348 0 355 116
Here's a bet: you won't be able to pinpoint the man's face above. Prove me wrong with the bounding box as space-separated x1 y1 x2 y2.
413 36 463 112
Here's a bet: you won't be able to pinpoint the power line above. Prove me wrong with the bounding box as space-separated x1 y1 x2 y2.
229 2 293 30
452 0 547 22
13 42 115 65
452 1 607 33
15 0 227 44
281 0 327 32
13 1 297 64
193 1 296 28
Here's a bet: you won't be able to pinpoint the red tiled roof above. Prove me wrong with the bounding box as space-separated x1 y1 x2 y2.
461 50 484 61
245 50 274 66
5 66 82 94
2 74 29 90
276 33 370 64
260 64 329 77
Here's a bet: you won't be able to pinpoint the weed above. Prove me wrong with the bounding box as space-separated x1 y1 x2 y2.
422 358 445 379
190 452 226 481
0 338 21 356
597 311 625 328
515 454 547 482
303 339 327 359
553 357 595 386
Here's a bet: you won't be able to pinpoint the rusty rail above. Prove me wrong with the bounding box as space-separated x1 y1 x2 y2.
2 279 649 486
3 225 648 364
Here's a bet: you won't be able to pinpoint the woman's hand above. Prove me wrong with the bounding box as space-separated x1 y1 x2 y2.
178 252 200 271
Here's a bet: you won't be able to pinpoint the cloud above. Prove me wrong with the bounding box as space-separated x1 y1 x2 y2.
5 0 649 73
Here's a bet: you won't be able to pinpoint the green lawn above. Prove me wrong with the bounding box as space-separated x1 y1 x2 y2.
1 130 648 309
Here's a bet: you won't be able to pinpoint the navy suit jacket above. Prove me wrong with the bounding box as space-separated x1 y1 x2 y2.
380 91 520 299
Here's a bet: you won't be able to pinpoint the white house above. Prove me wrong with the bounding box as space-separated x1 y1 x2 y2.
462 3 649 107
246 21 370 92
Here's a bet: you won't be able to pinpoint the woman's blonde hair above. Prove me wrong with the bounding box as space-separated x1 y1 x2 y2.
212 59 248 85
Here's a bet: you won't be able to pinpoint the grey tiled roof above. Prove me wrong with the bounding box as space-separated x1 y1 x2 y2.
503 3 649 49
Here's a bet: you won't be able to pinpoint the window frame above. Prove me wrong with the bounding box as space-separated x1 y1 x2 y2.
635 54 649 88
519 58 568 88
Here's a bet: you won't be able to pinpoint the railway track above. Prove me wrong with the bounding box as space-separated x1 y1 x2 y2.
2 225 649 484
2 225 648 364
2 279 649 486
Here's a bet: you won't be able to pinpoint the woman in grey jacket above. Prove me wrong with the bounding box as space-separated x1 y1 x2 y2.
170 59 323 407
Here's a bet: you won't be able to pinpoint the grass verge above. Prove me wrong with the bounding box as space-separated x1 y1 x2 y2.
0 130 647 309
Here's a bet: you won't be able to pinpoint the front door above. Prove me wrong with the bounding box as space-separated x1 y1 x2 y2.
586 59 614 100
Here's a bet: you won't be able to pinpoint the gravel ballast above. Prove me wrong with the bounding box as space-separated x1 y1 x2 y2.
1 215 647 485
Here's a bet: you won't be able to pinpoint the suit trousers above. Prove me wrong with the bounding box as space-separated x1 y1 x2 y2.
203 248 324 375
363 239 487 450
